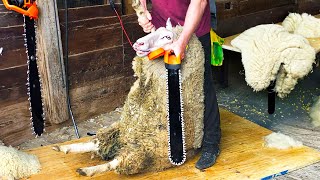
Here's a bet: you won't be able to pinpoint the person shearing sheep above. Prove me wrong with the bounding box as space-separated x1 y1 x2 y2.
134 0 221 170
53 23 210 176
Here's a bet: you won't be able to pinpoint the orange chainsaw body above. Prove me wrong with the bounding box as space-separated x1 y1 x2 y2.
148 48 181 65
2 0 38 19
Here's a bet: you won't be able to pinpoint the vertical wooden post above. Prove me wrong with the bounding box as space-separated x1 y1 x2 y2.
36 0 69 124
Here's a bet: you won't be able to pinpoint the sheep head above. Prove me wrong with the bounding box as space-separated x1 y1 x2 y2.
133 18 174 57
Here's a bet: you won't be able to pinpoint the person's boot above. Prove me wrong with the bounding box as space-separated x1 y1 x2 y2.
195 144 220 170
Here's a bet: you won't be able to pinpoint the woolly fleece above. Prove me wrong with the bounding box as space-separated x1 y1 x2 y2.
264 132 303 150
0 145 41 180
96 26 205 175
282 13 320 38
231 24 315 98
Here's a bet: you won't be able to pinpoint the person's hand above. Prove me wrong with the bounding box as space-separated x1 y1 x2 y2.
138 0 155 33
163 38 188 60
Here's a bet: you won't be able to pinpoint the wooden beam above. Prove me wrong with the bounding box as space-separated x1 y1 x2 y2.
36 0 69 124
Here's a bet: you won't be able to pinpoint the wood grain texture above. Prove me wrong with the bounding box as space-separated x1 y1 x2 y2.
24 109 320 180
0 65 27 90
0 100 33 146
61 18 122 56
0 26 26 70
216 4 296 37
298 0 320 15
68 46 125 88
36 0 69 124
58 4 122 23
69 75 134 121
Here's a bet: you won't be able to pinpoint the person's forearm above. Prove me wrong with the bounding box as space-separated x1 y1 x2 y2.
179 0 208 45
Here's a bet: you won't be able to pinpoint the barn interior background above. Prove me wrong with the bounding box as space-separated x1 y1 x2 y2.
0 0 319 146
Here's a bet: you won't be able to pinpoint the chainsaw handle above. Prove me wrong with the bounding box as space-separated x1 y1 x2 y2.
148 48 165 60
2 0 38 19
147 48 181 69
164 50 181 65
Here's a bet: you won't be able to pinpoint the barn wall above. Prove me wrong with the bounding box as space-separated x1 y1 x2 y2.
215 0 297 37
0 1 33 145
297 0 320 14
216 0 320 37
0 1 144 146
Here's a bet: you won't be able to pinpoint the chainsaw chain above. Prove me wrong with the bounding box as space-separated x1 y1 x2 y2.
23 15 45 136
166 68 186 165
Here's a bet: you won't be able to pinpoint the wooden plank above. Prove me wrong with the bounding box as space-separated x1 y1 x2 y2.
0 65 27 90
215 0 240 20
68 46 127 88
298 0 320 15
0 11 24 27
0 25 23 39
0 47 27 70
59 17 122 55
36 0 69 124
0 100 33 146
216 5 296 37
69 76 134 121
58 4 122 23
239 0 296 16
25 109 320 179
0 85 27 107
0 26 26 70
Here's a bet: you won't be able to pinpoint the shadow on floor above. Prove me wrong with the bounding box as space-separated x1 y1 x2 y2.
213 50 320 131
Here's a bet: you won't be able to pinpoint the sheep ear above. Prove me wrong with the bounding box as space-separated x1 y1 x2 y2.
166 18 173 31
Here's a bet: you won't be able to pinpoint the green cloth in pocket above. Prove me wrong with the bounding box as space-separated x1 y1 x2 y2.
210 29 224 66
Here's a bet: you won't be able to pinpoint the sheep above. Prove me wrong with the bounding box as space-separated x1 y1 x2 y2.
231 24 316 98
0 144 41 180
282 13 320 38
52 21 206 176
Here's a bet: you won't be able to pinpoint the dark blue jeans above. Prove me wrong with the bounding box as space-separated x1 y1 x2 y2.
198 32 221 150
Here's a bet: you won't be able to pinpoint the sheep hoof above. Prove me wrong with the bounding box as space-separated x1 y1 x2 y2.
76 168 92 176
52 146 60 152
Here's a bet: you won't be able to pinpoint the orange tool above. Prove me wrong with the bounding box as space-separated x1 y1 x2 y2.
2 0 38 19
148 48 181 66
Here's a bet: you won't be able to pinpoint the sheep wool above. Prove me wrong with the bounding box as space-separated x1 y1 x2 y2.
95 26 205 175
231 24 316 98
0 145 41 180
264 132 303 150
282 13 320 38
310 96 320 127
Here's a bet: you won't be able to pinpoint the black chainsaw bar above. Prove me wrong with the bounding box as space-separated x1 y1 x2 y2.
24 15 45 136
165 53 186 165
3 0 45 136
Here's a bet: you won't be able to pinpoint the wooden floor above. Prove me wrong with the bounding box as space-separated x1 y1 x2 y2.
25 109 320 180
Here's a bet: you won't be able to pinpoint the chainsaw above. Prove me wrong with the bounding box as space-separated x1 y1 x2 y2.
2 0 45 136
148 48 186 165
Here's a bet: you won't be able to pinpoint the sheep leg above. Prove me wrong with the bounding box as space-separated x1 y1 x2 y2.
52 141 99 154
76 159 119 177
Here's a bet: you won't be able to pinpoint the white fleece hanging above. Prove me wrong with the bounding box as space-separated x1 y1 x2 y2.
282 13 320 38
231 24 316 98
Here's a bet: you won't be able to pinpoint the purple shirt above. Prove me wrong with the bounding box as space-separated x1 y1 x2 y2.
151 0 211 37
